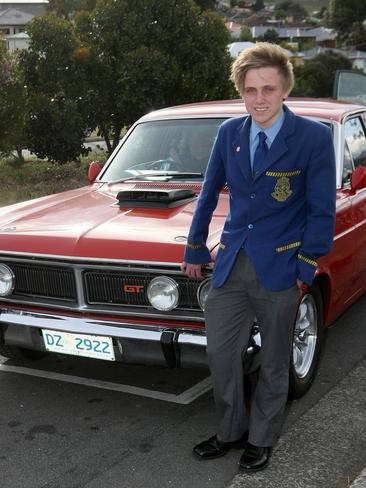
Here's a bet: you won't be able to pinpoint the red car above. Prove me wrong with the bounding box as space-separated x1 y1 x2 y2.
1 97 366 399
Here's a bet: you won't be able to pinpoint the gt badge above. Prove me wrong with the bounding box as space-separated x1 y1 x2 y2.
271 176 293 202
124 285 144 293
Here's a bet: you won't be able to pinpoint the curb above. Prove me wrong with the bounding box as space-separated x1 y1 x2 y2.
350 467 366 488
226 358 366 488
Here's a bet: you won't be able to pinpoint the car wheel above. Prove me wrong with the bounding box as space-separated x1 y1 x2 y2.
288 284 325 399
0 343 47 361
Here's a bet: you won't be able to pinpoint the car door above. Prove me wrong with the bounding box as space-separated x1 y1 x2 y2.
344 113 366 294
326 136 357 319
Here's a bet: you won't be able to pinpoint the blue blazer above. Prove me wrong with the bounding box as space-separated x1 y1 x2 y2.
184 105 336 291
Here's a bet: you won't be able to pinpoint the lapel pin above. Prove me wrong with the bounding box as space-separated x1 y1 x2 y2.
235 146 240 152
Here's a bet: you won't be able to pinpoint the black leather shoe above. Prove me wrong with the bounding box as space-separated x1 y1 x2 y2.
193 433 248 460
239 443 271 472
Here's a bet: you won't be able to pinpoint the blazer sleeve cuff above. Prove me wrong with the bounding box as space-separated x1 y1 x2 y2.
297 252 317 286
184 243 212 264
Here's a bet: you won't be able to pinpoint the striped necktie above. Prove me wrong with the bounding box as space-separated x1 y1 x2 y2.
252 131 268 177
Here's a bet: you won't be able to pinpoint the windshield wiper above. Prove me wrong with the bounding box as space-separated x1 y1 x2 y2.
122 172 204 182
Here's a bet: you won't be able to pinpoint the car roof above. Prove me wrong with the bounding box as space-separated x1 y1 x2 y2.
140 98 365 124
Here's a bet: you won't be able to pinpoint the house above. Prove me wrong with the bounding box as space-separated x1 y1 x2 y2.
244 13 270 26
5 30 29 51
0 7 33 35
306 27 336 48
228 41 297 63
225 21 243 38
0 0 48 15
251 25 311 42
228 41 255 58
302 47 366 72
351 51 366 72
247 25 336 48
226 6 254 22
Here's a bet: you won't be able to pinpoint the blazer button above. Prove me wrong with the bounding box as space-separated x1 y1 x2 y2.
250 193 256 199
248 224 253 230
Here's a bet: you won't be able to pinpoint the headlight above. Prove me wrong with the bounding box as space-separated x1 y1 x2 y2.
197 278 211 311
147 276 179 311
0 264 15 297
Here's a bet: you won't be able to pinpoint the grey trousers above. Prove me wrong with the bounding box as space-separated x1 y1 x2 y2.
204 250 299 447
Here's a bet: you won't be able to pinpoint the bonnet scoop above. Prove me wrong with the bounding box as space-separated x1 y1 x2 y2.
116 188 196 208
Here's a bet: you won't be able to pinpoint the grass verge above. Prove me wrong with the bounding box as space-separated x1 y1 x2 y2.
0 151 106 207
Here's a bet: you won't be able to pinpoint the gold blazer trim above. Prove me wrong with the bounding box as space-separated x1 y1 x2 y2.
186 242 202 249
276 241 302 252
266 170 302 177
298 253 317 267
219 243 226 249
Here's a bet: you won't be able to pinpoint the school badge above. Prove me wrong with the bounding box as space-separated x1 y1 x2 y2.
271 176 292 202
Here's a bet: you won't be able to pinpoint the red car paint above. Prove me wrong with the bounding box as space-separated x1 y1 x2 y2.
0 98 365 373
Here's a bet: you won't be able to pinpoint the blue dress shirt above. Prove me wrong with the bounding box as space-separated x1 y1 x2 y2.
249 109 285 171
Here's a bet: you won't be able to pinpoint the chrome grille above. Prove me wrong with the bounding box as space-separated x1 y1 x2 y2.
84 270 201 309
85 271 150 306
1 258 203 311
6 262 76 301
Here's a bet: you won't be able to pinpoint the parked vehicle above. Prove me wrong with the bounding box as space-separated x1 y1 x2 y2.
0 97 366 398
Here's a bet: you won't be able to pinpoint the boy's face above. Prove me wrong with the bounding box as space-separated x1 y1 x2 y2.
242 66 291 128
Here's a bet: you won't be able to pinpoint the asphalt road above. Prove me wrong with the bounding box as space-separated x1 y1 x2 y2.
0 294 365 488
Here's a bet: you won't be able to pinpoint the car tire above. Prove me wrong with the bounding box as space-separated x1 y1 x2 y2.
288 283 325 399
0 343 47 361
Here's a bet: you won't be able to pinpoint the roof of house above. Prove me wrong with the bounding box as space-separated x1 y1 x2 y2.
306 27 337 42
228 41 293 59
0 7 33 24
304 48 366 63
225 21 242 30
251 25 336 41
228 41 255 58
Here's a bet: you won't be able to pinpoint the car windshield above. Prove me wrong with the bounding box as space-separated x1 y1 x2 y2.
100 118 224 182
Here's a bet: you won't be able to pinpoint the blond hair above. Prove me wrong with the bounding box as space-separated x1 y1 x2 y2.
231 42 294 96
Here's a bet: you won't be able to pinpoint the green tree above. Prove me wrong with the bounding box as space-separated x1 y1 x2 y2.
275 9 287 21
253 0 264 12
21 14 91 163
277 1 307 21
258 29 280 44
0 44 27 160
76 0 233 153
239 26 253 41
47 0 96 19
326 0 366 50
292 51 352 97
194 0 217 9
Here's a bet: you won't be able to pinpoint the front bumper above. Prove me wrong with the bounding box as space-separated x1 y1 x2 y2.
0 308 260 372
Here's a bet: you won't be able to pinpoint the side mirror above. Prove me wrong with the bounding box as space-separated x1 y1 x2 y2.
351 166 366 192
88 161 102 184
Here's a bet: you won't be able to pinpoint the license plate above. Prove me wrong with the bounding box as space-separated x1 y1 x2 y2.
42 330 115 361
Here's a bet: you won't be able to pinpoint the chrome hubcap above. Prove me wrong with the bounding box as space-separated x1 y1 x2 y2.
292 294 318 378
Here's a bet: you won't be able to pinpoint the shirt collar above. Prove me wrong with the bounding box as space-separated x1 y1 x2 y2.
250 108 285 147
